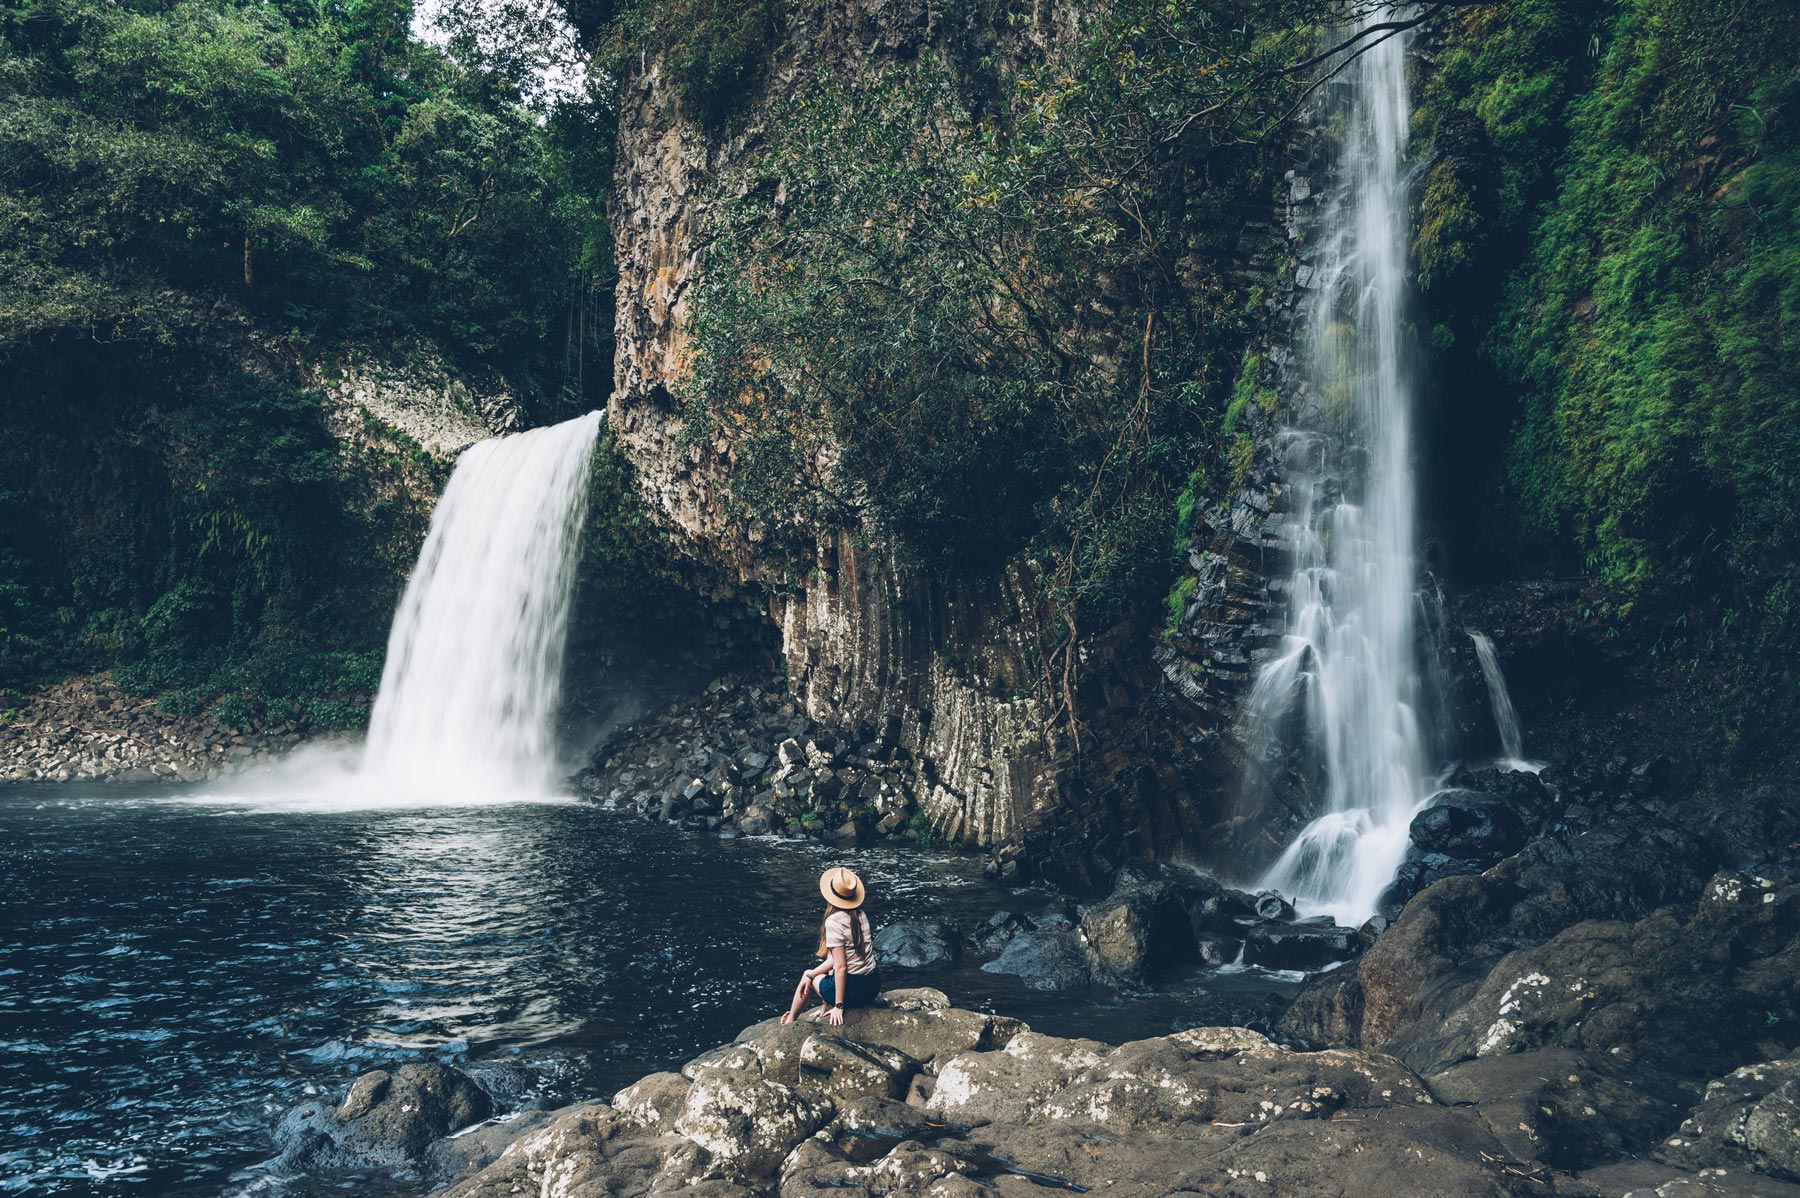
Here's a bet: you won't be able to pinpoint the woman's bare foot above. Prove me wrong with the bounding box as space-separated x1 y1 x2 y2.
780 1011 795 1025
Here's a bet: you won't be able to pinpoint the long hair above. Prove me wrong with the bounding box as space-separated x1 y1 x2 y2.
815 904 868 958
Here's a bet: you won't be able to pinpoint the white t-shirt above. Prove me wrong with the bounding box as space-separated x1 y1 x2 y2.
824 911 877 975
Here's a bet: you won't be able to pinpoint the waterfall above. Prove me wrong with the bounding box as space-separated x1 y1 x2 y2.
1468 631 1537 771
1247 19 1432 926
361 411 602 796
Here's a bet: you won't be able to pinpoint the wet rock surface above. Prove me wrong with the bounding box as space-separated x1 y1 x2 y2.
418 980 1800 1198
875 922 961 970
274 1062 493 1177
1279 856 1800 1190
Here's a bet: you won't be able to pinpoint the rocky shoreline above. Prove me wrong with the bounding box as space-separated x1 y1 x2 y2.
277 695 1800 1198
0 675 329 785
286 970 1800 1198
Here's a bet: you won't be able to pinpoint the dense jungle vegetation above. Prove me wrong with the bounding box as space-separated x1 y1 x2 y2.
4 0 1797 751
1415 0 1800 751
678 0 1384 728
0 0 613 720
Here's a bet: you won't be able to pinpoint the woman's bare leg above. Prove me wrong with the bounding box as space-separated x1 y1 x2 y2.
782 974 815 1024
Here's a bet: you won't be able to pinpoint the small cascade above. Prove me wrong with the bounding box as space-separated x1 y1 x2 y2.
362 411 602 796
1246 19 1436 926
1468 631 1538 772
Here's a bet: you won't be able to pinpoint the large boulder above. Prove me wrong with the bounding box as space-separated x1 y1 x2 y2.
438 989 1779 1198
873 921 960 970
928 1030 1114 1124
1075 866 1203 984
1404 784 1533 859
1426 1048 1672 1169
977 915 1094 990
1399 872 1800 1082
442 1101 749 1198
1316 822 1726 1057
675 1066 833 1177
612 1070 692 1129
275 1062 493 1176
1659 1057 1800 1182
1240 919 1361 971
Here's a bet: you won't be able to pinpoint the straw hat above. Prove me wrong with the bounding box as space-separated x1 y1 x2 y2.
820 866 866 909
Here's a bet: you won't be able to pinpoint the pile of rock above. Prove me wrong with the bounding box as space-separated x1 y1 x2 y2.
0 674 317 784
573 674 928 847
307 986 1800 1198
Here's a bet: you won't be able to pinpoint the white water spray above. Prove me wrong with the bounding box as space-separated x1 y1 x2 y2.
1248 21 1429 925
361 411 602 797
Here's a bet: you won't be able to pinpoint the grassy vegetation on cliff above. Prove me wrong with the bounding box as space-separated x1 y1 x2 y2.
0 0 613 720
1416 0 1800 750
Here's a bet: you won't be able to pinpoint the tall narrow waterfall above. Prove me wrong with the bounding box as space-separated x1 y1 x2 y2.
362 411 602 796
1247 22 1431 925
1469 631 1535 770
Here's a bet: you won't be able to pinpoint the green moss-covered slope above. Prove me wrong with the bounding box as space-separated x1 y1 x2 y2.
1417 0 1800 751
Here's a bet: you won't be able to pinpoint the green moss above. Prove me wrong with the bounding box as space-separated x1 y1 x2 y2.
1163 575 1198 640
905 810 938 848
1421 0 1800 749
659 0 781 130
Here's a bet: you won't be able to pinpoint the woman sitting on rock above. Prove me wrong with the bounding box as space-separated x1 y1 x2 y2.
782 867 880 1025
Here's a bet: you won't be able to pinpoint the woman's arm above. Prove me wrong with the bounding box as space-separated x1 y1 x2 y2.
827 945 848 1025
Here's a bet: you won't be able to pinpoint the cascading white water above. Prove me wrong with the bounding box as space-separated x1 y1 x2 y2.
361 411 602 797
1247 19 1430 926
1468 631 1538 771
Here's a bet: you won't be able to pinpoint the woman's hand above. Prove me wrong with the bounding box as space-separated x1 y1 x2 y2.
826 1005 844 1026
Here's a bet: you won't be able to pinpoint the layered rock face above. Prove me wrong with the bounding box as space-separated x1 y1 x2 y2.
608 3 1065 850
1151 127 1341 873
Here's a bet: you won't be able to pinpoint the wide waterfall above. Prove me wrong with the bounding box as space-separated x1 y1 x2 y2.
1247 21 1432 926
362 411 602 796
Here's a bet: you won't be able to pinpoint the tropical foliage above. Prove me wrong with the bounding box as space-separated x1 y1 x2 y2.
1417 0 1800 748
0 0 612 717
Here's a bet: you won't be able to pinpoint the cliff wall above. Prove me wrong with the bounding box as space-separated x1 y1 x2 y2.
608 1 1072 849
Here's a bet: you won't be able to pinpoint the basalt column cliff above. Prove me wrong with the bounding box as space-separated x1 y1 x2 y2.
607 4 1073 855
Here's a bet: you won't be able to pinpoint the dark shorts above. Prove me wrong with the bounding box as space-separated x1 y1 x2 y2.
817 970 881 1008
